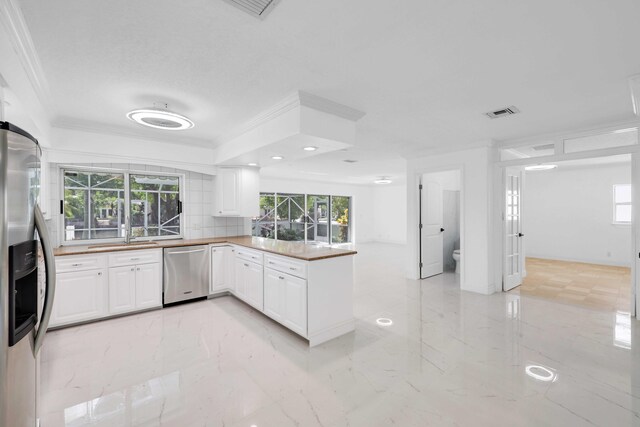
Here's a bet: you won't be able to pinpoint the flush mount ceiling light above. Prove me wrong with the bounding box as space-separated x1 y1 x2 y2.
247 162 258 166
613 127 637 134
271 155 284 160
374 177 392 184
126 103 194 131
303 146 318 151
525 164 557 171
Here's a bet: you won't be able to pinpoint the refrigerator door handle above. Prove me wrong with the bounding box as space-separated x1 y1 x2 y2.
33 204 56 355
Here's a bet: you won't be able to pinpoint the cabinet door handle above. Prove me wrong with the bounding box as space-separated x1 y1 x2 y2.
268 261 275 265
131 268 135 271
97 272 102 276
244 263 249 267
137 268 140 271
279 276 285 280
289 267 296 270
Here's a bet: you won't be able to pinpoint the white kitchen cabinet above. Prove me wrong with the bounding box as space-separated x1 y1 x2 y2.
108 265 136 314
210 246 227 293
108 260 161 313
234 257 263 310
264 268 307 337
135 263 162 309
225 246 236 292
212 167 259 217
50 268 108 327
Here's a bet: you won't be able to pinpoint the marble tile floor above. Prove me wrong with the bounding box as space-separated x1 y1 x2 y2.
40 243 640 426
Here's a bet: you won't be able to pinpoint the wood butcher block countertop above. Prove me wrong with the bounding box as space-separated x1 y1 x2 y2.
53 236 357 261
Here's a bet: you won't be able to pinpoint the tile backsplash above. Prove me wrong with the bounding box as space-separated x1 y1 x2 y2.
46 162 251 247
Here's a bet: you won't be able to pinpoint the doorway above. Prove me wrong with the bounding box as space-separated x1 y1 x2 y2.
503 154 634 313
420 170 462 280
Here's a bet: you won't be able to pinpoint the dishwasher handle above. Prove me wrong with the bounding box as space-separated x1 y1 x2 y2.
166 248 206 255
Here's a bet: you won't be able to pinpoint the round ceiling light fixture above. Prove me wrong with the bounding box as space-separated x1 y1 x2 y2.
303 146 318 151
376 318 393 326
247 162 258 167
126 103 194 131
374 176 393 184
524 164 557 171
271 155 284 160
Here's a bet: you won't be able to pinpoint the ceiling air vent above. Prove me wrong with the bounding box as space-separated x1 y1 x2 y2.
485 106 520 119
223 0 280 19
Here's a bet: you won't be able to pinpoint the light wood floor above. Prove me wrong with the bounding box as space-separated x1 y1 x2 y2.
513 257 631 312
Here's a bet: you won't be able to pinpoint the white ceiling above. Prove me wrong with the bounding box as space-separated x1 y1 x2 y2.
17 0 640 181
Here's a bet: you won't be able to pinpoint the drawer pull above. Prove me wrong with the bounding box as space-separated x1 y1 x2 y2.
131 268 135 272
244 263 249 267
71 263 83 267
289 267 296 270
130 257 140 260
279 276 285 280
268 261 275 265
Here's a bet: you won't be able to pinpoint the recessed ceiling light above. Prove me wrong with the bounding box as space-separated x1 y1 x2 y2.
374 177 392 184
303 146 318 151
525 164 557 171
343 159 358 163
525 365 557 382
247 162 258 166
271 155 284 160
376 318 393 326
126 105 194 131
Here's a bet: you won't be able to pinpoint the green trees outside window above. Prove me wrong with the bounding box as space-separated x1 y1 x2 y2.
63 169 182 242
252 192 351 243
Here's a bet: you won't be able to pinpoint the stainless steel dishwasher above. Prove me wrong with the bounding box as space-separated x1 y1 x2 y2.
163 245 210 305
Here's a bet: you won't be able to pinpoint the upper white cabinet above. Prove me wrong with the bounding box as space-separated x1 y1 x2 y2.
213 167 259 217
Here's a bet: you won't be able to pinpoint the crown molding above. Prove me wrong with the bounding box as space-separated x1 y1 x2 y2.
216 90 366 145
52 117 216 148
0 0 51 111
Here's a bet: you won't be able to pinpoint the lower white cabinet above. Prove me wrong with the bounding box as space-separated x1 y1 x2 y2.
234 258 263 310
108 263 161 313
108 266 137 314
264 268 307 337
50 268 108 327
134 263 162 309
52 250 162 329
210 246 227 293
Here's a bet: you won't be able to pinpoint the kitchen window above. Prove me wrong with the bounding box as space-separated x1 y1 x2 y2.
252 192 351 244
613 184 632 224
62 168 183 243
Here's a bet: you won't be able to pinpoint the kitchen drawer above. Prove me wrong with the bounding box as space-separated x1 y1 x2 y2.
235 246 263 265
264 254 307 279
55 254 107 273
108 249 162 267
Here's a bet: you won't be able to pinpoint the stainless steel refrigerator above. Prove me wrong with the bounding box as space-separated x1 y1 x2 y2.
0 121 56 426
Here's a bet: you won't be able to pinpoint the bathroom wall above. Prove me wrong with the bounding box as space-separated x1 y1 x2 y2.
46 162 250 247
442 190 460 271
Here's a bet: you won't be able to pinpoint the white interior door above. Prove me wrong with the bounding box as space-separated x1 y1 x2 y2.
420 177 444 278
504 168 524 291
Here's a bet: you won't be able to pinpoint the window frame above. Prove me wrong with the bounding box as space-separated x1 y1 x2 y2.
612 184 632 225
59 166 185 245
252 192 352 244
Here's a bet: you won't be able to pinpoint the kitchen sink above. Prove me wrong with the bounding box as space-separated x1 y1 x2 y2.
87 241 160 250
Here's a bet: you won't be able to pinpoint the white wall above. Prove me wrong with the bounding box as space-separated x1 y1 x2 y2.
372 184 407 244
260 176 375 243
407 146 495 295
525 162 632 266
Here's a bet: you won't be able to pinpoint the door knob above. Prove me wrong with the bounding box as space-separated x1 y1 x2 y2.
518 233 525 237
440 228 445 232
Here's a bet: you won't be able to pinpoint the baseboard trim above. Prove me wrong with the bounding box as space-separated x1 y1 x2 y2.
308 318 355 347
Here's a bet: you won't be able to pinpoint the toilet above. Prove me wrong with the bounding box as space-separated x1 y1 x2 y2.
452 249 461 274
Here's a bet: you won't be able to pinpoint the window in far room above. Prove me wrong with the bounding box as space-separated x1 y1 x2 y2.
613 184 632 224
